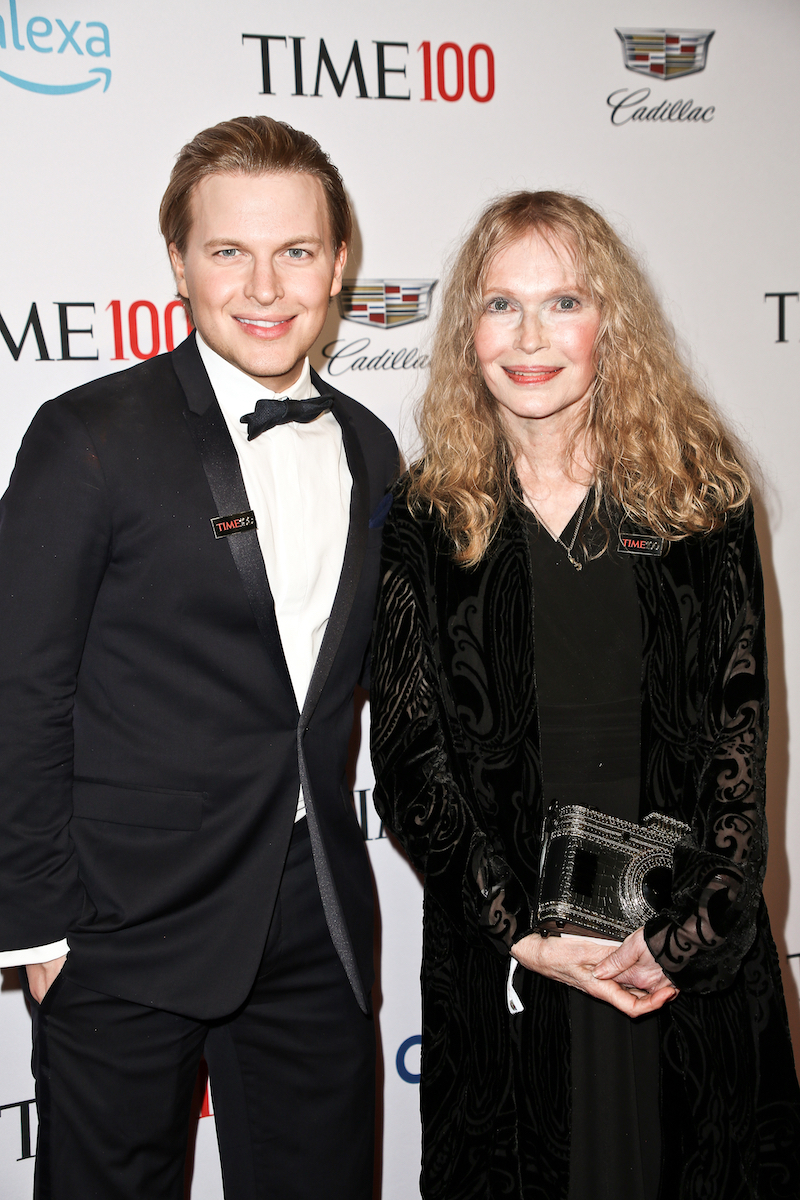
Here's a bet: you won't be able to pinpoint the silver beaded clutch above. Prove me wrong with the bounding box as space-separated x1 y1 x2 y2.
536 803 690 940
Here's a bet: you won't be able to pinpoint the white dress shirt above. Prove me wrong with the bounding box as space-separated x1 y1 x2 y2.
199 335 352 742
1 335 351 968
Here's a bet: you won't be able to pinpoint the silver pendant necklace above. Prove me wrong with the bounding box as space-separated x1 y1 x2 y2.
527 489 590 571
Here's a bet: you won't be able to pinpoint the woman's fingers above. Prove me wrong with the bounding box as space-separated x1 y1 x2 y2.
592 928 676 995
592 934 641 979
587 977 677 1016
510 931 679 1015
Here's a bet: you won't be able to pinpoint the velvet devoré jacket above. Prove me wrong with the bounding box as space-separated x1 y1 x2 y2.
371 483 800 1200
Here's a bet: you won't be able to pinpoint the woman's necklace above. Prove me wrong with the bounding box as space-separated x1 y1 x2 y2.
526 489 590 572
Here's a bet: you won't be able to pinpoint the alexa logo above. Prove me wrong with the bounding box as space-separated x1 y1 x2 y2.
338 280 437 329
0 0 111 95
615 29 714 81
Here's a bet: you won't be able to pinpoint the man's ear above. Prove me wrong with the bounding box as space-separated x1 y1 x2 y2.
168 243 190 299
330 244 347 299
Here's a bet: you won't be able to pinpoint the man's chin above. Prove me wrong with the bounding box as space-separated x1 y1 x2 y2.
235 356 305 390
212 345 302 389
194 327 309 390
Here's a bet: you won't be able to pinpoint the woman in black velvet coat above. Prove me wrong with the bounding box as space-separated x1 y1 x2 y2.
371 192 800 1199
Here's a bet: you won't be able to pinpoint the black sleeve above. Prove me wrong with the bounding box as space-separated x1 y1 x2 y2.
370 502 533 955
0 400 111 949
645 505 769 992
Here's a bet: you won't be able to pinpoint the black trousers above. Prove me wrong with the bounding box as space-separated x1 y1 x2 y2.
29 820 375 1200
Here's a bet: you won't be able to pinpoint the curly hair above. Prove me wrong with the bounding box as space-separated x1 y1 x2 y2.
409 191 750 566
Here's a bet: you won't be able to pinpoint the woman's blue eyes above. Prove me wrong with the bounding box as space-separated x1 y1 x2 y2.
486 296 580 313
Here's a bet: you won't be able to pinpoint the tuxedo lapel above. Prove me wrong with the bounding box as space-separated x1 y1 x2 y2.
292 370 372 1013
171 335 295 700
299 371 369 727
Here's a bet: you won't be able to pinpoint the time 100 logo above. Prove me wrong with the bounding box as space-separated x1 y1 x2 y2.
419 42 494 102
243 34 495 104
107 300 191 361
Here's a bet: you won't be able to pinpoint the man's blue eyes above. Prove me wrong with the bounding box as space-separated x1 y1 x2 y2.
216 248 308 258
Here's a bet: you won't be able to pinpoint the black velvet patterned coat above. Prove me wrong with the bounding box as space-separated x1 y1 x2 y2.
371 482 800 1200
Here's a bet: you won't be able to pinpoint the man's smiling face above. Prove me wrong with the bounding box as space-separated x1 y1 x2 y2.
169 171 345 391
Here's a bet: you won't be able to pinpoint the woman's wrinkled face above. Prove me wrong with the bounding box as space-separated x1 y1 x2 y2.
474 231 601 442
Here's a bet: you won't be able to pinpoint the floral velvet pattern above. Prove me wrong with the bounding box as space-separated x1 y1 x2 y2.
371 485 800 1200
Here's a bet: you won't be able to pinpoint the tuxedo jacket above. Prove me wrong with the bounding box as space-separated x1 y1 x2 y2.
0 333 398 1020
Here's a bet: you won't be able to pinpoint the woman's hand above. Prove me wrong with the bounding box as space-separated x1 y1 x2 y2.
592 927 677 995
511 931 677 1017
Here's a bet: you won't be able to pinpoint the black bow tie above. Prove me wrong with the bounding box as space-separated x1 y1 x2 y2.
240 395 334 440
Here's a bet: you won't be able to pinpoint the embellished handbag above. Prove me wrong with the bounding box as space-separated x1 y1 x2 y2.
535 802 690 940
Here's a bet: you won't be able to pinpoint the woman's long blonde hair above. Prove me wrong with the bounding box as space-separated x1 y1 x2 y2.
409 191 750 566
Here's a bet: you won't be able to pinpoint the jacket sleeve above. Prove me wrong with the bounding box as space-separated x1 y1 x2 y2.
0 400 110 951
644 503 768 992
370 502 533 955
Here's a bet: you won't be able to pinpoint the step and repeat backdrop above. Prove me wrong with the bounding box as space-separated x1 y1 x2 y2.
0 1 798 1196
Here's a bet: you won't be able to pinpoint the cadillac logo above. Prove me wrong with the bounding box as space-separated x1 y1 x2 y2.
338 280 437 328
615 29 714 80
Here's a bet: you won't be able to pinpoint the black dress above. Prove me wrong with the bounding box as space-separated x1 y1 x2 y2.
525 502 661 1200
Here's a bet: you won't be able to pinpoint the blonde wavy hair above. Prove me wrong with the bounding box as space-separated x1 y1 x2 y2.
409 191 750 566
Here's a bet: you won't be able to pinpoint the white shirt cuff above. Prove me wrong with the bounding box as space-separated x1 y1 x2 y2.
0 940 70 968
506 958 525 1014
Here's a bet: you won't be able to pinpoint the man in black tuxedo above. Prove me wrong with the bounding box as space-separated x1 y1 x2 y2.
0 116 397 1200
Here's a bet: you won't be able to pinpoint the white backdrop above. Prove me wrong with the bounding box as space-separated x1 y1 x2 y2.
1 2 798 1197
